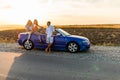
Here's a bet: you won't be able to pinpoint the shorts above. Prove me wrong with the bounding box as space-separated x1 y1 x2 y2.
46 37 54 43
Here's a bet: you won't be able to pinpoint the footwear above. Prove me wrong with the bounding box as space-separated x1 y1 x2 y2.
26 40 29 43
40 40 44 44
40 41 43 44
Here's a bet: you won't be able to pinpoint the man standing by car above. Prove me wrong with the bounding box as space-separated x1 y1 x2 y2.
45 21 55 53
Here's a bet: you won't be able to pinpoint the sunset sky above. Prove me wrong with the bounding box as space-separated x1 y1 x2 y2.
0 0 120 25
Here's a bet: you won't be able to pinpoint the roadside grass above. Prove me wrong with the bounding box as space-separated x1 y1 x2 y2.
0 38 15 43
96 42 116 46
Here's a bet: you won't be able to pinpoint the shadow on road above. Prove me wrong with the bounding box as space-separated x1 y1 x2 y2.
5 48 93 80
3 44 120 80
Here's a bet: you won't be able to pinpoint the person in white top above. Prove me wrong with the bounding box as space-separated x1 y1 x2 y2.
25 20 34 41
45 21 55 53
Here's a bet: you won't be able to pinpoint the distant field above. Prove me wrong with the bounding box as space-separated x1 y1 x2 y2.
0 24 120 46
0 24 120 31
55 24 120 29
0 25 24 31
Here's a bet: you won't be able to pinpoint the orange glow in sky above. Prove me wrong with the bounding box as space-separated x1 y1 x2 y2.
0 0 120 25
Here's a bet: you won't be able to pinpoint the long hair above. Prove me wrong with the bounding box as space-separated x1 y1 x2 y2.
34 19 39 26
26 20 32 26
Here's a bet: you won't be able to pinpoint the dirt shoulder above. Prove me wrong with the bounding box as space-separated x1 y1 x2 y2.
0 28 120 46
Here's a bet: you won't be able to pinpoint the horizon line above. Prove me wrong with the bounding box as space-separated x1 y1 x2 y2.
0 23 120 26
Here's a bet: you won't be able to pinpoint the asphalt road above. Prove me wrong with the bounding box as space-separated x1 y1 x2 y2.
0 43 120 80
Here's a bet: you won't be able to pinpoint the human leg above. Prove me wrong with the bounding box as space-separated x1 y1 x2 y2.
48 43 53 53
34 31 41 42
45 37 54 53
45 43 53 53
27 32 32 40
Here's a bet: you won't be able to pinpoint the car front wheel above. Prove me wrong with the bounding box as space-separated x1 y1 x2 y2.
23 40 34 50
67 42 79 53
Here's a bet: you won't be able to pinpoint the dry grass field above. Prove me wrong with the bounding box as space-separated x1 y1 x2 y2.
0 25 24 31
55 24 120 29
0 24 120 46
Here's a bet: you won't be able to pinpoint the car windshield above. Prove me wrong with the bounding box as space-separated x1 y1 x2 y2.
56 29 71 36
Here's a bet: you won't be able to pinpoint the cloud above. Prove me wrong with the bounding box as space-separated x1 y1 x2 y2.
0 5 12 10
47 0 120 16
0 0 13 10
70 0 120 8
0 0 120 24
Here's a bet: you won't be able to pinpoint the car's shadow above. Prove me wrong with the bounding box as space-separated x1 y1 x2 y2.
5 46 92 80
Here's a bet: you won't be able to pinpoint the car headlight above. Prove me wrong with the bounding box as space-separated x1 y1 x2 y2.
82 40 90 45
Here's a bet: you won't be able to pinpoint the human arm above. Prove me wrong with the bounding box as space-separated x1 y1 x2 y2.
25 25 29 31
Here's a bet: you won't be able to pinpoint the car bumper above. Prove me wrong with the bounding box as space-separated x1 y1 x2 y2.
80 44 90 51
18 39 23 46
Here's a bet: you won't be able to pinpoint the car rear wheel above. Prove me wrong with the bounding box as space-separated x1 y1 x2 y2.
67 42 79 53
23 40 34 50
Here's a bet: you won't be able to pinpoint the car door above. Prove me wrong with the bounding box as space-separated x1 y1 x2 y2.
53 34 66 49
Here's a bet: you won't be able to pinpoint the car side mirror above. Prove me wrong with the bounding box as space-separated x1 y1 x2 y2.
56 33 62 36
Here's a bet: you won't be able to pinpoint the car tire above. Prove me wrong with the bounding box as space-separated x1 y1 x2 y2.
67 42 79 53
23 40 34 50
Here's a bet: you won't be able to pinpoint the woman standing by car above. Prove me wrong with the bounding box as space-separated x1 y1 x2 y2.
25 20 34 41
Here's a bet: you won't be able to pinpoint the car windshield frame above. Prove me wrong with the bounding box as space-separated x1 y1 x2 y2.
55 29 71 36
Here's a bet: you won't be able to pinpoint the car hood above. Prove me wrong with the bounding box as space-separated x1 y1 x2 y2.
68 35 89 40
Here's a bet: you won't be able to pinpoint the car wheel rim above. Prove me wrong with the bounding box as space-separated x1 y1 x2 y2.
24 41 32 49
68 43 78 52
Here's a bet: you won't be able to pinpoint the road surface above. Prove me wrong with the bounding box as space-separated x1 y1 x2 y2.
0 43 120 80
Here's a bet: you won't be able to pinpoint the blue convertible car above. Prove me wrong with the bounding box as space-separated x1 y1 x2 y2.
18 29 90 53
